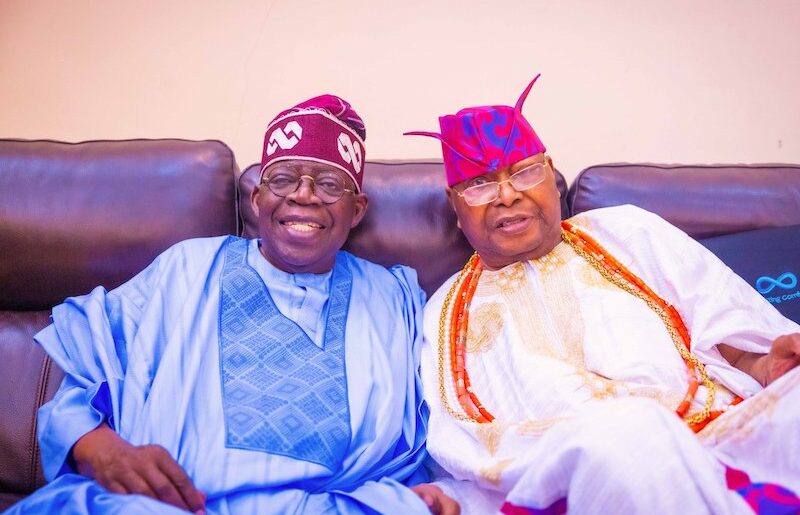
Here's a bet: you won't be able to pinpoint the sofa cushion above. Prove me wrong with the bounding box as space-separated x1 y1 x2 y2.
238 160 569 297
568 163 800 239
0 139 239 311
699 225 800 324
0 311 62 499
0 492 25 512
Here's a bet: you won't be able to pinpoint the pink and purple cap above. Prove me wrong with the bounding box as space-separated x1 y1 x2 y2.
405 74 546 187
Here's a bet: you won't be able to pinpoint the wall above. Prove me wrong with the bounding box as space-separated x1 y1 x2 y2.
2 0 799 182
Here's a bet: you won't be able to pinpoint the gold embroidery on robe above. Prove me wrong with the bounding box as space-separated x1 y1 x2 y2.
529 243 628 400
479 458 514 487
699 374 798 444
515 417 568 437
475 422 507 456
495 262 526 296
628 385 685 413
467 302 504 354
576 260 620 291
698 390 780 444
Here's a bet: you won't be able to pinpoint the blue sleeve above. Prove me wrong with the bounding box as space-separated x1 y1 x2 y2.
385 265 430 484
34 253 165 480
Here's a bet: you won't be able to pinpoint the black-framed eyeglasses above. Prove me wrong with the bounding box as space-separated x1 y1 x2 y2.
456 161 549 206
262 171 355 204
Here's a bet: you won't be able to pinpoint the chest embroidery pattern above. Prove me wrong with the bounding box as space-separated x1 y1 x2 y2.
218 240 352 470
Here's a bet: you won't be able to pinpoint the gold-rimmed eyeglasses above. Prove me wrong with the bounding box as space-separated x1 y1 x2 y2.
456 161 548 206
262 171 355 204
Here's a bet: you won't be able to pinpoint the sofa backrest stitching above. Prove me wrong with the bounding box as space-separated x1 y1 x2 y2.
29 353 52 492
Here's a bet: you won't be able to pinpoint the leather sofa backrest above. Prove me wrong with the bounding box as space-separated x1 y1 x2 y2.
0 139 239 310
568 163 800 238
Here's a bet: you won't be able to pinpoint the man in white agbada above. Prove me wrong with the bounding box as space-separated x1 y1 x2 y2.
7 95 459 515
406 76 800 514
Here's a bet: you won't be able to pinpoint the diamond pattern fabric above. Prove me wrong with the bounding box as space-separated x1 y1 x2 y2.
219 240 352 470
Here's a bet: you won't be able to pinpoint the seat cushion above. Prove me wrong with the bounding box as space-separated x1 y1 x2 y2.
0 311 63 497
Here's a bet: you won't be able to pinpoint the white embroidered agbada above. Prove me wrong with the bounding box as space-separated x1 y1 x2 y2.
421 205 800 514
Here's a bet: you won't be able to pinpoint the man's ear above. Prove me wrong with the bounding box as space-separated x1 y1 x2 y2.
546 155 557 181
445 187 462 229
349 193 369 229
545 156 561 197
251 183 262 217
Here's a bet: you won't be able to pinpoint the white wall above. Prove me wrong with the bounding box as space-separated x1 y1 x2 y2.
2 0 799 182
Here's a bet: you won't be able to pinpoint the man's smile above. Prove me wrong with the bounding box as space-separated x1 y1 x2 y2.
276 214 329 238
281 220 325 232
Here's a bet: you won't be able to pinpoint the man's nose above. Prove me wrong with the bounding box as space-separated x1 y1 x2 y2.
287 176 322 204
495 178 521 206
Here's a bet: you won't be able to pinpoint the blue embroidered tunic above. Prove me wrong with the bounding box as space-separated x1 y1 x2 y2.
9 237 429 514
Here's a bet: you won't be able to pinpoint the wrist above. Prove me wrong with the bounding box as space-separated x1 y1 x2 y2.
71 422 122 477
749 355 770 387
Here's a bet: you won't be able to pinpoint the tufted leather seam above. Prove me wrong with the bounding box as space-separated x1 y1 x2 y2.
234 158 244 238
28 352 52 491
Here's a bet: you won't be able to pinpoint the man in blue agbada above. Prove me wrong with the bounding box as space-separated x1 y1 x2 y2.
7 95 459 514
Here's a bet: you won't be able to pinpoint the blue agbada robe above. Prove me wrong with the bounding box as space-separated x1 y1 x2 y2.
8 237 430 514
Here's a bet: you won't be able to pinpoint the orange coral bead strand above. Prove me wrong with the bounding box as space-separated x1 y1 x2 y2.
459 261 494 422
449 256 494 423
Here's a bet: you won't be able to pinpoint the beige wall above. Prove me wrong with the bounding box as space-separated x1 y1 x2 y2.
2 0 799 182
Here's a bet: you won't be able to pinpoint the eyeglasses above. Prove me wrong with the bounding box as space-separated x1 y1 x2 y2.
262 171 355 204
456 161 548 206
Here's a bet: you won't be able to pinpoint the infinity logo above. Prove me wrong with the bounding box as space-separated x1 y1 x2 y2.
266 121 303 156
337 133 362 174
756 272 798 294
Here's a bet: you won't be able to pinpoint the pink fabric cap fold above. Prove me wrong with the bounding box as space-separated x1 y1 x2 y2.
405 74 546 187
261 94 366 192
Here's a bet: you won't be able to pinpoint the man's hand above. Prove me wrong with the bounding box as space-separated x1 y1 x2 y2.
719 333 800 387
411 483 460 515
71 424 206 514
763 333 800 386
